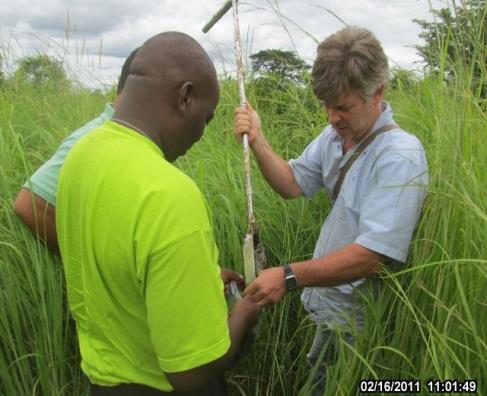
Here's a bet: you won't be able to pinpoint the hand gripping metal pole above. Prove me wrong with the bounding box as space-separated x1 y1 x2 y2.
231 0 259 285
202 0 266 287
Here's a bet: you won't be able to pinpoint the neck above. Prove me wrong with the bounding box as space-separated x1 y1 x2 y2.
351 101 384 146
342 140 355 154
112 116 163 151
113 84 175 160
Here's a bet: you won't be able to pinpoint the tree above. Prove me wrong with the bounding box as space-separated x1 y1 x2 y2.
414 0 487 97
250 49 310 84
246 49 314 116
389 67 418 91
16 54 68 87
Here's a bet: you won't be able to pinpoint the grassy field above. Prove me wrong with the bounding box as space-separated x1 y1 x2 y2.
1 19 487 396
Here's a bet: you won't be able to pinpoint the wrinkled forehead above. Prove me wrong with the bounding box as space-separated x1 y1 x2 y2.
321 89 364 108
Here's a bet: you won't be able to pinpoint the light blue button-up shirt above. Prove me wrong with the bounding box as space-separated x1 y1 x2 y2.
24 103 114 206
289 102 428 329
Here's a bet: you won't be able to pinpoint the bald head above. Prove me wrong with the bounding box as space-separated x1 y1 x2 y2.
113 31 220 162
129 31 218 95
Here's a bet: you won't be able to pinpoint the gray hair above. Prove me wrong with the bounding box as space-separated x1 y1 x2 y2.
312 26 389 106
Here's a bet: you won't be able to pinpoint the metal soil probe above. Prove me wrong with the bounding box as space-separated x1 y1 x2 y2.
203 0 266 286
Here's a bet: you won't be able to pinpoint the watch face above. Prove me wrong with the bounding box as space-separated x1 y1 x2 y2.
285 275 298 290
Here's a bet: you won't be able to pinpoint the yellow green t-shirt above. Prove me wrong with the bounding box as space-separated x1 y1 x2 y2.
57 120 230 391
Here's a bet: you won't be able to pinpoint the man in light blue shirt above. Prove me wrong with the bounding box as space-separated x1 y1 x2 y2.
13 48 139 252
234 26 428 394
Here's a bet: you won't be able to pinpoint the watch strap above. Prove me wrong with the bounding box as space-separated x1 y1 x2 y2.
283 264 298 291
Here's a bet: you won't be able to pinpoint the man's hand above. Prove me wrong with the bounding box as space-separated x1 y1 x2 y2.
221 267 245 292
231 294 261 328
234 102 262 144
243 266 286 307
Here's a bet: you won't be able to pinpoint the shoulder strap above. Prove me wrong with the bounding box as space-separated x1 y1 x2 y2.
332 123 398 201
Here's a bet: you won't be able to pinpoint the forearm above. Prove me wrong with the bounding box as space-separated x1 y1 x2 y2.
199 308 255 370
244 243 385 306
292 243 383 288
225 307 255 364
13 188 59 253
165 299 257 391
251 135 302 199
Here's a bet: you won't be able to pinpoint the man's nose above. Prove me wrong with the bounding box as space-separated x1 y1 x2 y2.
327 108 341 125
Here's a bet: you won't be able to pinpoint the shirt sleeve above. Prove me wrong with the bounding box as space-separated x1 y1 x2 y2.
355 144 428 263
23 111 111 206
144 230 230 373
23 136 75 206
137 182 230 374
289 133 325 197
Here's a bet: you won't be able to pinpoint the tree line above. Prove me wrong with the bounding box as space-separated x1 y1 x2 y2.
0 54 68 88
1 0 485 99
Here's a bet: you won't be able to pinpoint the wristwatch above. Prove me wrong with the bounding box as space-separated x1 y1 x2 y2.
283 264 298 291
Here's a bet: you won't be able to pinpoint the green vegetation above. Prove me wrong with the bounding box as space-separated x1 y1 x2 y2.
250 49 310 84
1 3 486 395
414 0 487 99
14 54 69 88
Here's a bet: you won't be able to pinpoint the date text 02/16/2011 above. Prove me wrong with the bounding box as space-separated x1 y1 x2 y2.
358 379 478 393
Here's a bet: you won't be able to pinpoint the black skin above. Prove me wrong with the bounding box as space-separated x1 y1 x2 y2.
13 188 58 252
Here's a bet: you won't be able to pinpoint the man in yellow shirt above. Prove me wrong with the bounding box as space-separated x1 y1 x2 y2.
57 31 259 395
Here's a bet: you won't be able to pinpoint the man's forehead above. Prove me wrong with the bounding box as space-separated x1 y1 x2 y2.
323 90 363 108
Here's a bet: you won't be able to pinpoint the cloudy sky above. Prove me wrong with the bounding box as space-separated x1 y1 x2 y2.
0 0 447 89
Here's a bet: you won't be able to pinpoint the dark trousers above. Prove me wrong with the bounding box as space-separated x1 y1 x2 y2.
91 376 229 396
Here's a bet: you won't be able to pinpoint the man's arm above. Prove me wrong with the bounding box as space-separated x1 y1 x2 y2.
234 103 302 199
164 295 259 391
243 243 383 306
244 139 428 306
13 188 58 253
142 207 261 392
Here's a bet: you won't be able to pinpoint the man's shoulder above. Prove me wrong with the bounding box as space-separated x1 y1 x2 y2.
368 128 427 171
61 105 113 147
146 166 203 204
136 168 211 243
60 122 113 170
374 127 425 153
23 105 113 205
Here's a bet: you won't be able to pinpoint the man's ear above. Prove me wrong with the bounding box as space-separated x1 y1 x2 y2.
176 82 194 115
373 84 385 104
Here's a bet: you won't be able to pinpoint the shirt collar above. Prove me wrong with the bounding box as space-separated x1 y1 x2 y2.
101 103 115 120
369 101 394 134
106 120 165 159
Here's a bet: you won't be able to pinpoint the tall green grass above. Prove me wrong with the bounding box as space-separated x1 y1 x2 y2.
1 6 487 395
0 82 106 395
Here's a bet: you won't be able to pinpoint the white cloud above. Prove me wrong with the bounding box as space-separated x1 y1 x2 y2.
1 0 447 89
